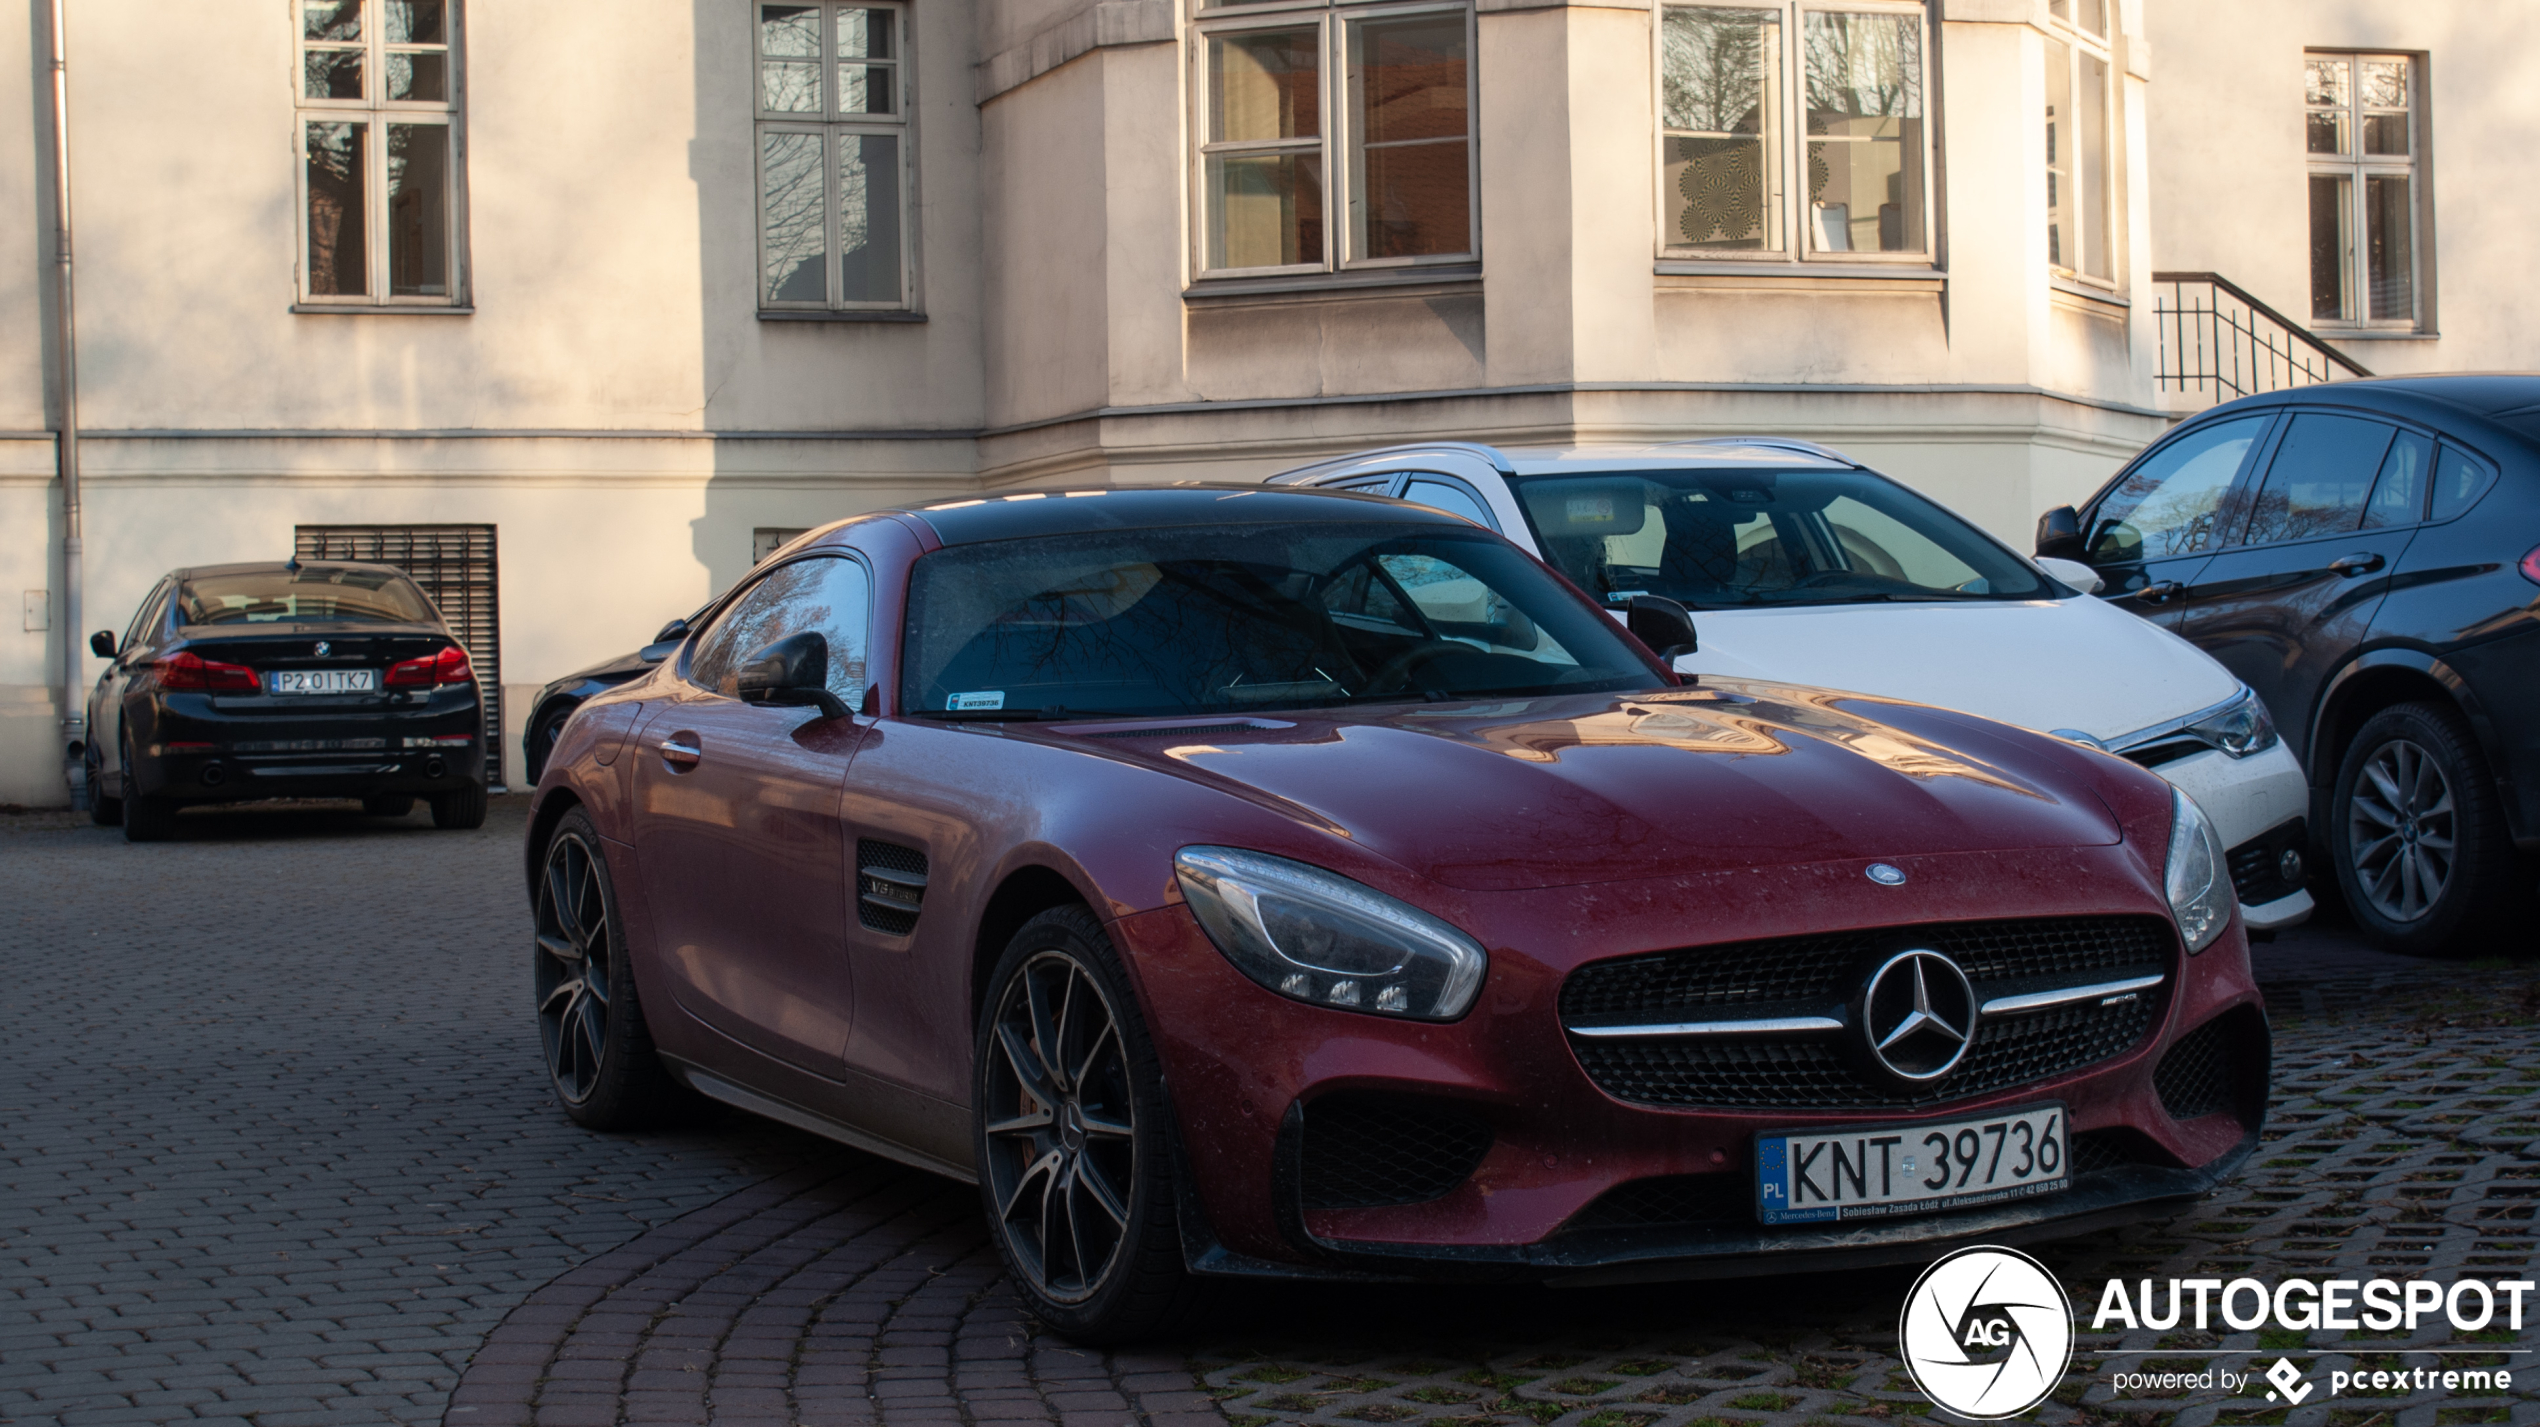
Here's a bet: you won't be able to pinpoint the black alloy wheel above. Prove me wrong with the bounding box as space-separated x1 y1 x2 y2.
84 742 120 826
119 735 177 843
533 810 685 1127
973 906 1205 1342
2332 702 2521 956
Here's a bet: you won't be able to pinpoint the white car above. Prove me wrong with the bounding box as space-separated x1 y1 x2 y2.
1270 439 2315 931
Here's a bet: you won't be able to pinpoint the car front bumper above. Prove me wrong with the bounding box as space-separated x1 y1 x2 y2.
1111 842 2269 1284
2144 742 2313 930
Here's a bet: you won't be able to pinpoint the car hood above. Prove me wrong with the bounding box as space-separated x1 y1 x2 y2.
1059 683 2126 892
1669 596 2239 742
544 647 656 692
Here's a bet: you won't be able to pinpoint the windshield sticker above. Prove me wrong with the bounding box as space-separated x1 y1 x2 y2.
949 691 1006 711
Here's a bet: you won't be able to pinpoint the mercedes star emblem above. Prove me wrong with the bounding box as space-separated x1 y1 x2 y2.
1866 862 1907 885
1861 950 1976 1083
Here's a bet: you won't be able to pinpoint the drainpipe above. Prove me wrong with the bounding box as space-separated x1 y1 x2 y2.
47 0 86 809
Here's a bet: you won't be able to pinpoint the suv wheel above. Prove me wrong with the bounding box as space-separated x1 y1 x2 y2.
2331 701 2519 956
972 907 1207 1342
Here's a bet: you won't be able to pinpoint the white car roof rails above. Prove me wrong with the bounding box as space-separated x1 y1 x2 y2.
1267 441 1520 484
1654 435 1861 466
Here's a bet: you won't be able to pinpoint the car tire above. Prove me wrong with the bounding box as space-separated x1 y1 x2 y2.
526 703 574 785
119 736 176 843
972 906 1209 1344
363 795 415 818
534 809 692 1129
430 782 488 829
2331 701 2520 957
85 743 121 826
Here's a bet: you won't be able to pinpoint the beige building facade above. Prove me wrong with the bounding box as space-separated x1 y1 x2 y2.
2 0 2532 804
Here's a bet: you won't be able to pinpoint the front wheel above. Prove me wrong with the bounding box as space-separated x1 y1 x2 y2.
2332 701 2520 956
973 907 1206 1342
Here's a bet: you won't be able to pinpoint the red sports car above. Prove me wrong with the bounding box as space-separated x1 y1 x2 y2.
526 487 2265 1340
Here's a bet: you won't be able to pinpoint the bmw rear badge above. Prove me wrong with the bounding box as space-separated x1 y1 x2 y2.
1866 863 1907 885
315 640 330 656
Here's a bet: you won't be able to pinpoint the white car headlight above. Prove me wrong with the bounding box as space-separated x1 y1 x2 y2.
2184 686 2279 759
1173 846 1487 1020
2165 786 2234 954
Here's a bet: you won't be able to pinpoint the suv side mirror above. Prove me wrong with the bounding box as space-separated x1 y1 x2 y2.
735 631 851 719
89 630 116 659
1626 595 1699 660
2035 505 2089 563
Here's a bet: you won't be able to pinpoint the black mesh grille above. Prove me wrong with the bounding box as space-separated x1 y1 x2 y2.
1559 916 2172 1021
1560 1173 1752 1233
856 840 927 936
1572 997 2161 1110
2225 819 2308 907
1560 916 2173 1111
1298 1095 1492 1210
2155 1017 2234 1121
2071 1127 2171 1175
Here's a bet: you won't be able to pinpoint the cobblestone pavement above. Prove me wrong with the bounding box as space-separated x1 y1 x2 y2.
0 800 835 1426
4 799 2534 1427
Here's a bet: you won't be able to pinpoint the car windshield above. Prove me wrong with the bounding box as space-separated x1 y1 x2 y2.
176 568 437 626
900 522 1659 719
1508 467 2057 610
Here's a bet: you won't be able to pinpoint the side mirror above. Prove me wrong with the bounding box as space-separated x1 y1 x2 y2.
652 615 691 645
735 630 851 719
2034 555 2104 596
1626 595 1699 660
89 630 116 659
2035 505 2089 563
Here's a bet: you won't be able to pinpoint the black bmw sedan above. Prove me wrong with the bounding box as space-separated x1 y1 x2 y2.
83 560 488 841
2038 374 2540 955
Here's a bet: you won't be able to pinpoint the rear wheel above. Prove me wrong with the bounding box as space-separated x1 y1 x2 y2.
119 736 176 843
534 809 689 1128
431 782 488 829
363 795 415 818
973 906 1207 1343
85 743 120 826
2332 701 2520 956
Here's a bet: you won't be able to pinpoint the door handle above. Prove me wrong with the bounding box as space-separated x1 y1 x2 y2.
2327 551 2385 577
2139 580 2185 603
658 735 702 769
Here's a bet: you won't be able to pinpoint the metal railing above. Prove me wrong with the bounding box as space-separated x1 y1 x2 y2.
2151 271 2372 403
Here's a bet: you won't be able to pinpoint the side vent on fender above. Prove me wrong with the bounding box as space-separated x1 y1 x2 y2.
857 840 928 935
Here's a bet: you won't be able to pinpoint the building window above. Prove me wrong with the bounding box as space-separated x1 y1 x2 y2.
1658 2 1930 262
2306 53 2420 327
2043 2 2113 282
297 0 465 306
756 3 911 310
1192 0 1474 277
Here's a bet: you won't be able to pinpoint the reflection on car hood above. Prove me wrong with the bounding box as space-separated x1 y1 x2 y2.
1072 683 2125 891
544 647 656 693
1674 596 2239 743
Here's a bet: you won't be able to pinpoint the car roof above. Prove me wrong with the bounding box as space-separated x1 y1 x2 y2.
2201 374 2540 453
892 483 1478 545
171 560 414 581
1268 438 1854 485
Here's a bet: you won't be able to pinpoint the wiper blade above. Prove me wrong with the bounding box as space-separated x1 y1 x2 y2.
921 707 1144 722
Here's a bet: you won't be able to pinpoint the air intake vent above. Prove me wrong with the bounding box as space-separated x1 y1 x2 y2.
1298 1094 1491 1210
2154 1016 2235 1121
857 840 928 935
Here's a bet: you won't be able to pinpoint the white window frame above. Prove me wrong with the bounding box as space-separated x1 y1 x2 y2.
294 0 468 308
1188 0 1480 281
753 1 918 313
2042 2 2116 287
2304 50 2422 332
1652 0 1935 267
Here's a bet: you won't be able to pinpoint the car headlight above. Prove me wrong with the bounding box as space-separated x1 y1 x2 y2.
2185 686 2279 758
2164 786 2234 954
1173 846 1487 1020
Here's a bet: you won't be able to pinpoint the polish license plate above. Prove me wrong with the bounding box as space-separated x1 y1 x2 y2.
269 669 377 695
1755 1103 2069 1225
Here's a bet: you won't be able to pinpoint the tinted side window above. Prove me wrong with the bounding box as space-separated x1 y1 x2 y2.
2360 430 2434 529
688 556 872 701
2430 444 2498 522
1402 477 1496 528
2091 415 2269 562
2240 413 2396 546
121 581 170 655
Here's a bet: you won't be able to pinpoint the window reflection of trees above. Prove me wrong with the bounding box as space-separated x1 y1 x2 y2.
692 558 868 699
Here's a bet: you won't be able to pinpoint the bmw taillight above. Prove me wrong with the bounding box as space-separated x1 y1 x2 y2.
2522 543 2540 586
386 645 474 687
157 650 259 692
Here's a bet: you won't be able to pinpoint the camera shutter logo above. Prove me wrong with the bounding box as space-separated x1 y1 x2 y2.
1899 1246 2073 1419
